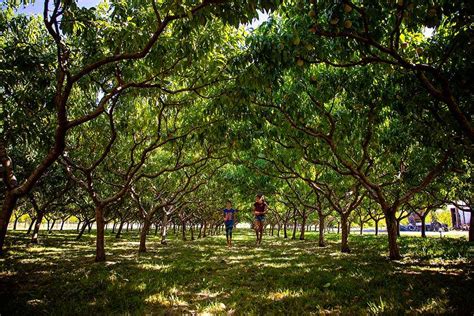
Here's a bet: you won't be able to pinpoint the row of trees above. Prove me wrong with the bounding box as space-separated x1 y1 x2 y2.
1 0 472 262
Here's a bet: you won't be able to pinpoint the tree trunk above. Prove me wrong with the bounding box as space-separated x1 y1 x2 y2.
49 219 56 233
76 220 89 240
198 223 203 238
115 220 124 239
0 192 18 254
161 212 168 244
469 211 473 242
359 220 363 235
76 220 81 232
154 224 159 236
396 219 401 237
277 223 281 237
337 221 340 234
27 218 36 235
283 220 288 238
112 221 116 233
292 211 297 240
385 210 402 260
318 213 326 247
181 221 187 241
421 215 427 238
60 219 66 231
203 221 207 238
375 219 379 236
13 216 19 230
340 214 350 253
95 205 106 262
190 224 195 241
138 217 151 253
31 210 45 244
300 215 307 240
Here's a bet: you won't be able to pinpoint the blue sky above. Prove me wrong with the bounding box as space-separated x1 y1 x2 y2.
7 0 269 29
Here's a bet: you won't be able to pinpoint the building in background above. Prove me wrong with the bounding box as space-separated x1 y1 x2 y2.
447 202 471 230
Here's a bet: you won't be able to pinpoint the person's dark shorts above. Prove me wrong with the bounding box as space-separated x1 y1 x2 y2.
255 215 265 222
225 220 234 229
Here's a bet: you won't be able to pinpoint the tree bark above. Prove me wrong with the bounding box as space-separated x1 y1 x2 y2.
95 205 106 262
386 211 401 260
300 215 307 240
283 219 288 238
292 211 297 240
421 215 427 238
31 210 45 244
181 220 187 241
468 211 473 242
375 219 379 236
49 219 56 233
27 218 36 235
340 214 350 253
115 220 124 239
161 212 168 244
0 192 18 254
318 213 326 247
138 217 151 253
76 220 89 240
13 216 19 230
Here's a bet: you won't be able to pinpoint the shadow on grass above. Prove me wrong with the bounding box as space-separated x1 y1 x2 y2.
0 229 473 315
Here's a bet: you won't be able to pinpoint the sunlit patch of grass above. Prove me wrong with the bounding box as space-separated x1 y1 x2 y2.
267 289 303 301
199 301 227 314
414 297 450 314
139 262 171 271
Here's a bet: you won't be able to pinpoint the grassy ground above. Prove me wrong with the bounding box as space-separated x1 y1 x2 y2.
1 229 473 315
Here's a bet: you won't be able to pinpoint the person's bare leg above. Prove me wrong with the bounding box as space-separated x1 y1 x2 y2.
254 221 260 244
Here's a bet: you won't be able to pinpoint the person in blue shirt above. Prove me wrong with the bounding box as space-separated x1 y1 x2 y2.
223 200 237 247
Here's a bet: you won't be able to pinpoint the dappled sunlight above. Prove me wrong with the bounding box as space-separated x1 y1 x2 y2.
138 262 171 271
267 289 303 301
1 229 472 315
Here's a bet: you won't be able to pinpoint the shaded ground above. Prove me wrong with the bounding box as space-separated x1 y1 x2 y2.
1 229 473 315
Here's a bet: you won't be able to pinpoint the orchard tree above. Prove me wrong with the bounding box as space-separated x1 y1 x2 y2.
0 0 281 254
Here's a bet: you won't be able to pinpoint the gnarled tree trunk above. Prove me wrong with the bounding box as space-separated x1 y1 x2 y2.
0 192 18 254
340 214 350 253
31 210 45 244
139 217 151 253
300 215 307 240
161 212 168 244
318 213 326 247
95 205 106 262
385 210 401 260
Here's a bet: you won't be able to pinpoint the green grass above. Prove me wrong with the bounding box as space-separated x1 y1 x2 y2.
1 229 473 315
